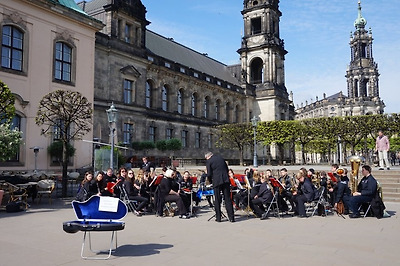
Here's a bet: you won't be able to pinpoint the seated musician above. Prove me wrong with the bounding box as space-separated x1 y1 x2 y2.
76 171 96 201
249 174 273 220
278 168 295 212
344 165 377 218
319 171 328 200
158 169 190 219
292 171 317 218
122 170 149 216
105 168 117 183
179 170 200 207
228 169 247 210
111 167 128 198
327 164 340 206
334 168 351 214
93 171 108 197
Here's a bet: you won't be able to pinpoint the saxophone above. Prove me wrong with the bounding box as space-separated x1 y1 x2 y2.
290 173 297 194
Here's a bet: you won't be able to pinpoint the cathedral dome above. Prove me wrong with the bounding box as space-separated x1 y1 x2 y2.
354 1 367 30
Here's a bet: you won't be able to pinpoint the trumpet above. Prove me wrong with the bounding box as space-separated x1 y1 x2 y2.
348 155 365 194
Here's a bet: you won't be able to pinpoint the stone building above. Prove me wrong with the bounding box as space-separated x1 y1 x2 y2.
295 1 385 120
0 0 103 172
81 0 293 164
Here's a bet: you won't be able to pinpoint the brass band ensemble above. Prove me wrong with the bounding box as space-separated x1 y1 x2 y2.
75 155 386 220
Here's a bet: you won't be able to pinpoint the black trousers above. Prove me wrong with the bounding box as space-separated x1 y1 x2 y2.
293 194 308 216
164 194 187 215
213 182 234 221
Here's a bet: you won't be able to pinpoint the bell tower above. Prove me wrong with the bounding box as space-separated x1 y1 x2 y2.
238 0 293 121
345 1 384 114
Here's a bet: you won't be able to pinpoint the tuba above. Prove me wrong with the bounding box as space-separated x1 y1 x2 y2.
348 155 365 194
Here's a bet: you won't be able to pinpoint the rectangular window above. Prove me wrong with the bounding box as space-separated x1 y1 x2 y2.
149 126 156 142
1 25 23 71
53 119 70 141
55 42 72 82
195 132 201 148
180 67 185 73
208 134 213 149
164 62 171 68
181 130 188 148
123 79 133 104
251 17 262 35
148 56 154 62
166 128 173 140
125 24 132 43
123 123 133 144
205 76 211 82
193 72 199 78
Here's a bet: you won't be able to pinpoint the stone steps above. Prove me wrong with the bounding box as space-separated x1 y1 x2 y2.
373 171 400 202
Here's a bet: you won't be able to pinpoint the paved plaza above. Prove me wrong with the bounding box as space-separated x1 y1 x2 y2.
0 195 399 266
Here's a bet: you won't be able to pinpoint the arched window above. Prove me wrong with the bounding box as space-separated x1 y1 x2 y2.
215 99 221 120
226 102 231 123
1 25 23 71
204 96 209 118
162 85 168 111
234 105 240 123
5 115 22 162
191 93 197 116
177 89 183 114
54 42 72 82
145 81 152 108
250 57 263 84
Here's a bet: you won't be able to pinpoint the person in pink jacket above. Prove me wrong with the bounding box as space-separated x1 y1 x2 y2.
375 130 390 170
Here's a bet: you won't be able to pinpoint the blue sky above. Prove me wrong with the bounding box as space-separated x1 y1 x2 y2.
140 0 399 113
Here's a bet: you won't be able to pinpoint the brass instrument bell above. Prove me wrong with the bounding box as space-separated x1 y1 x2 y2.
347 155 365 194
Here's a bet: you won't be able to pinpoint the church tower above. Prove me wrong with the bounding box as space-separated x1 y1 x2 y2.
345 1 384 114
238 0 293 121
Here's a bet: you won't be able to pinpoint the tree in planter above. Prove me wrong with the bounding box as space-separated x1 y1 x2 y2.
166 138 182 162
36 90 92 197
47 141 75 164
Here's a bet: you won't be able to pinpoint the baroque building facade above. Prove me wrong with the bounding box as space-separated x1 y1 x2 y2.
81 0 292 164
0 0 103 172
295 1 385 120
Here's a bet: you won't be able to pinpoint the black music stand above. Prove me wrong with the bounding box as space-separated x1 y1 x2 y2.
207 190 228 221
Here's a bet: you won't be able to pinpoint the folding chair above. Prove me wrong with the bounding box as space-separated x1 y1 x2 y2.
262 188 280 218
119 184 139 215
306 186 326 217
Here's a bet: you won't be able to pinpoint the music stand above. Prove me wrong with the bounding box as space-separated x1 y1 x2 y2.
149 175 163 211
207 188 227 221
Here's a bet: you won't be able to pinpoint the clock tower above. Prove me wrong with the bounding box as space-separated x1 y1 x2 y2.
238 0 293 121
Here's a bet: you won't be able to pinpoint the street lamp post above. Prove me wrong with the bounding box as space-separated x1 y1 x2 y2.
251 116 259 168
106 103 118 171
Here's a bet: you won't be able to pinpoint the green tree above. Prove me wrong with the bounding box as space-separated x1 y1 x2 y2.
155 140 167 151
0 123 22 162
216 123 252 166
0 80 15 122
36 90 92 197
47 141 76 163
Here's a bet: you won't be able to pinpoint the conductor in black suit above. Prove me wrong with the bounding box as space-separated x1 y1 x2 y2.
205 152 235 222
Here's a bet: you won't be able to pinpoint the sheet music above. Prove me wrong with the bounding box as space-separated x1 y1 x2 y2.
98 196 119 212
